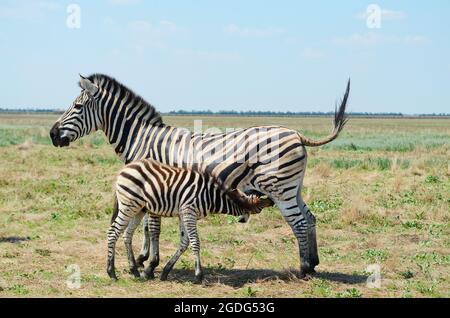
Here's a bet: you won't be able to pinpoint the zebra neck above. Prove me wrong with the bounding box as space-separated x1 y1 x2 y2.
115 124 195 164
227 202 245 217
100 112 167 162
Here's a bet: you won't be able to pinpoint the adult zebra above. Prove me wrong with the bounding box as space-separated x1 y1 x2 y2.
50 74 350 278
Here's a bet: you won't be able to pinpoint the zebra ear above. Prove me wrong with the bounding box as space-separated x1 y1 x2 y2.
79 75 99 96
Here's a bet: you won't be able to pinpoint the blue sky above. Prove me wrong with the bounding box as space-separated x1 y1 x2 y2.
0 0 449 114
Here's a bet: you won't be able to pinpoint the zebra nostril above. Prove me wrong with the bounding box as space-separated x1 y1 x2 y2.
49 124 62 147
50 128 59 140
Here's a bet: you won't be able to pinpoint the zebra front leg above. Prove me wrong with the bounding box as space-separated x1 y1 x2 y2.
181 209 203 284
141 215 161 279
159 219 189 281
277 199 313 279
136 213 150 267
107 205 140 280
123 211 145 278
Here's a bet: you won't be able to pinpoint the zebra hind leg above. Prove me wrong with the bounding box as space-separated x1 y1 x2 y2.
136 213 151 267
298 197 320 269
123 211 145 278
276 198 313 280
159 219 189 281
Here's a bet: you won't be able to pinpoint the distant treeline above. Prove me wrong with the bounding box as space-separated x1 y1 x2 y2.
166 110 450 117
0 108 62 114
0 108 449 117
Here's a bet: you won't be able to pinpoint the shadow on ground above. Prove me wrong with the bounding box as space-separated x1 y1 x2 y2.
0 236 31 244
158 268 368 288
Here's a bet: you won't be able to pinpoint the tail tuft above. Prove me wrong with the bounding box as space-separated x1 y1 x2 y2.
298 79 350 147
333 78 350 134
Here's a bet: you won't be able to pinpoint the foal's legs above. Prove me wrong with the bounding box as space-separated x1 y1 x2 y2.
107 204 141 280
158 219 189 281
180 208 203 284
136 213 150 267
123 211 145 278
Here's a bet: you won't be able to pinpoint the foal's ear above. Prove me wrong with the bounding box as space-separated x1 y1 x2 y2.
79 74 99 96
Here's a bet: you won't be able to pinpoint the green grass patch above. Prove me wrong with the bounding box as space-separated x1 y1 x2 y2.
362 249 389 263
8 284 30 296
324 133 449 152
335 288 362 298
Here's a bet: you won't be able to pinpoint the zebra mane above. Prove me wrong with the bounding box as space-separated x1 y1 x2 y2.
82 74 164 126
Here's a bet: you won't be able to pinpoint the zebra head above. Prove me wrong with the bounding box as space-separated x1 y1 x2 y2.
50 75 102 147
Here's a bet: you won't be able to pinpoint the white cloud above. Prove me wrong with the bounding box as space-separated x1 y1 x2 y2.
38 1 63 11
129 20 188 37
0 0 62 21
333 33 383 46
300 48 326 59
332 33 428 46
126 20 190 52
224 24 285 38
109 0 141 5
404 35 429 45
159 20 180 33
194 50 242 62
357 9 406 21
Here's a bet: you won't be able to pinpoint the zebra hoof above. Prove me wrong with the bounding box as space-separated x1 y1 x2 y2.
311 258 320 268
298 271 313 281
160 272 169 281
237 215 248 223
194 273 204 285
143 270 155 280
299 266 316 280
130 267 141 278
136 255 148 268
107 270 118 281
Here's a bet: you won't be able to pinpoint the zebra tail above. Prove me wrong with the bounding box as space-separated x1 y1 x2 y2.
298 79 350 147
110 195 119 225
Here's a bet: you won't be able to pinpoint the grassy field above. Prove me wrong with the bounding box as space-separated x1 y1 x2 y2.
0 113 449 297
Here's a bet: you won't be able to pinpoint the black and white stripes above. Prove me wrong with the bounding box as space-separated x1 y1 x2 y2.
50 74 350 278
107 159 272 282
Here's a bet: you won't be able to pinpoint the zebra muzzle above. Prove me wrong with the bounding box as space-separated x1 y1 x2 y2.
49 124 70 147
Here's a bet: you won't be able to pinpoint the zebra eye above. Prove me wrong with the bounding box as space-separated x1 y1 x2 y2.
74 104 83 110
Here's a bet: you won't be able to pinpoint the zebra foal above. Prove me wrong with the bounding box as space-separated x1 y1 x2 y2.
107 159 273 283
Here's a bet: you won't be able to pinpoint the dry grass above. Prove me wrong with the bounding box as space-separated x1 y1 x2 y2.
0 114 449 298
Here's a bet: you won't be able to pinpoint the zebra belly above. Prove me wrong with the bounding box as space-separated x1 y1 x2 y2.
145 204 179 218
